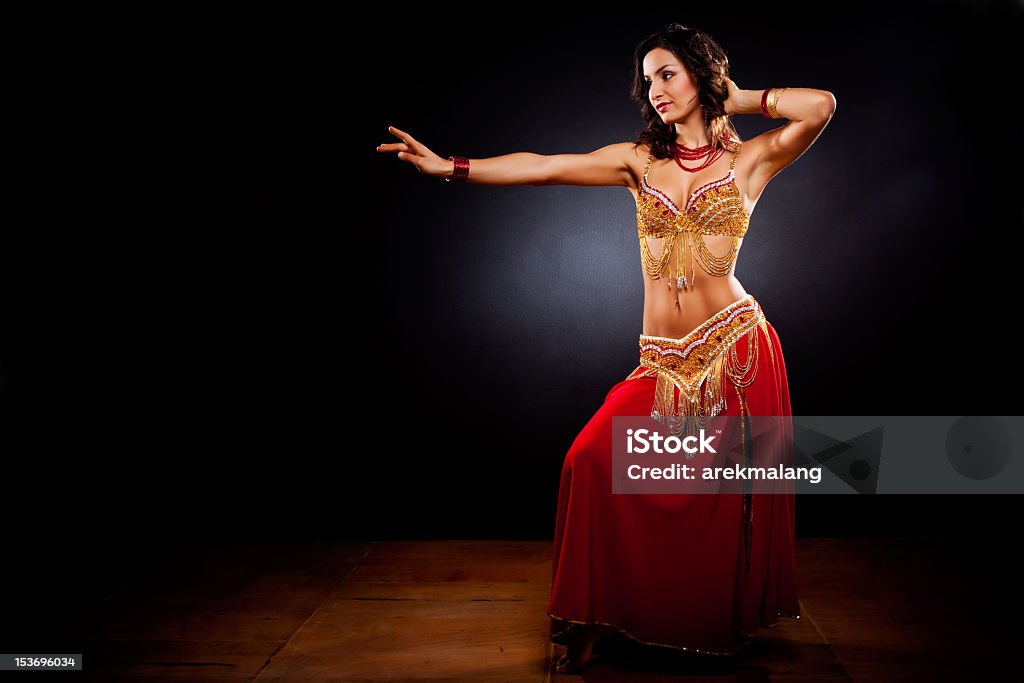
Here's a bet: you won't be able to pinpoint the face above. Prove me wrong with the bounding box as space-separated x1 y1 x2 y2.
642 47 699 121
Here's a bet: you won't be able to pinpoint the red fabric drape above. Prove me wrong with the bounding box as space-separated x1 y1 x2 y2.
547 318 800 656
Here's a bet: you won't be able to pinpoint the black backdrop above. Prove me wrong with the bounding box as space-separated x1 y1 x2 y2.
3 3 1021 560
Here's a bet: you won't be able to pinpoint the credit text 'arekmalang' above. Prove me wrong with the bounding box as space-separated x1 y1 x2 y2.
624 428 823 484
626 463 822 484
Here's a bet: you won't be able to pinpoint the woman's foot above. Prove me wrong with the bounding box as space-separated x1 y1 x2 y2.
555 624 616 674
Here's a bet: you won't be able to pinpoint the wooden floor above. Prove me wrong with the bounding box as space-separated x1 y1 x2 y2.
59 537 1014 681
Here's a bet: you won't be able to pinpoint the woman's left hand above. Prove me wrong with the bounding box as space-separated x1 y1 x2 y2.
723 78 739 115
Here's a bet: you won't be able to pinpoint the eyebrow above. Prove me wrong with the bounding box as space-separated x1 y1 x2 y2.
643 64 675 79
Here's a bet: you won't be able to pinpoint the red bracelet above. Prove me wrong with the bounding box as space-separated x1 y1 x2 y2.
760 88 771 118
445 156 470 182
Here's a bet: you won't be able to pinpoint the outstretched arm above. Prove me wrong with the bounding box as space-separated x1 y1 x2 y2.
378 126 637 187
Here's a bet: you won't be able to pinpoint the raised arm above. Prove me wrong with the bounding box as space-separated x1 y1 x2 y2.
729 86 837 198
377 126 638 188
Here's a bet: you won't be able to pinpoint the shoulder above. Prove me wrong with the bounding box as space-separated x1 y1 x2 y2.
599 141 650 163
628 141 654 161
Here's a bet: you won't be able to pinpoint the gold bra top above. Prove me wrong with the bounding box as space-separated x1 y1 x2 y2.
635 143 751 305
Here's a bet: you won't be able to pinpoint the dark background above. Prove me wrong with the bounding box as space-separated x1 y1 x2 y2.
1 1 1021 643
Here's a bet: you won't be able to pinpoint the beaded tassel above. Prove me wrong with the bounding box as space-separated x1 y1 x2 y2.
644 313 765 445
651 351 731 445
725 326 760 389
636 298 766 458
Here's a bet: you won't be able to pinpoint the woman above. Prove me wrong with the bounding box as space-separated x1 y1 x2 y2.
377 23 835 674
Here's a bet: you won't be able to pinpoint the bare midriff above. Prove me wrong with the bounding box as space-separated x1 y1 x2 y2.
638 232 749 338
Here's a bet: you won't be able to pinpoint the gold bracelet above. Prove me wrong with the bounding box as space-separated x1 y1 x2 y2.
767 87 787 119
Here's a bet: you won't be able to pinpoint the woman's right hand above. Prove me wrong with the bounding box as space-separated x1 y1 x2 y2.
376 125 453 179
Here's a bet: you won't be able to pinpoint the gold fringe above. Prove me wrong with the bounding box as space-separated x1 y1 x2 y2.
640 300 764 439
650 353 730 442
692 233 740 277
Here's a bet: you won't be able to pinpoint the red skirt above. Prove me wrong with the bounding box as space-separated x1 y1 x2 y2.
547 294 800 656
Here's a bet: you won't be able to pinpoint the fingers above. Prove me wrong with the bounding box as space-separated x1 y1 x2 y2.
388 125 409 140
376 141 410 153
388 125 417 148
376 125 412 153
377 125 425 167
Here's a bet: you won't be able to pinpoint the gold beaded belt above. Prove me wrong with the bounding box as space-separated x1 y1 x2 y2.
625 295 772 436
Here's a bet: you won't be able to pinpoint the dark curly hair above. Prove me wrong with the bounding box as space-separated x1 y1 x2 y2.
631 23 741 160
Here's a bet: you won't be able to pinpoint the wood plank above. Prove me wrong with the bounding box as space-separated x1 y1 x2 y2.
257 580 551 682
796 537 1015 681
74 540 374 681
66 537 1011 681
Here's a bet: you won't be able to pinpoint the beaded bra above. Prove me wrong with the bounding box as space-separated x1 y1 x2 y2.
636 143 750 301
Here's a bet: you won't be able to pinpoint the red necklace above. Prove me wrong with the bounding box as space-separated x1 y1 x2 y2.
670 140 724 173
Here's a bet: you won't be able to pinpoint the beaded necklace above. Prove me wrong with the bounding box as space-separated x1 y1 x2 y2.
670 140 725 173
